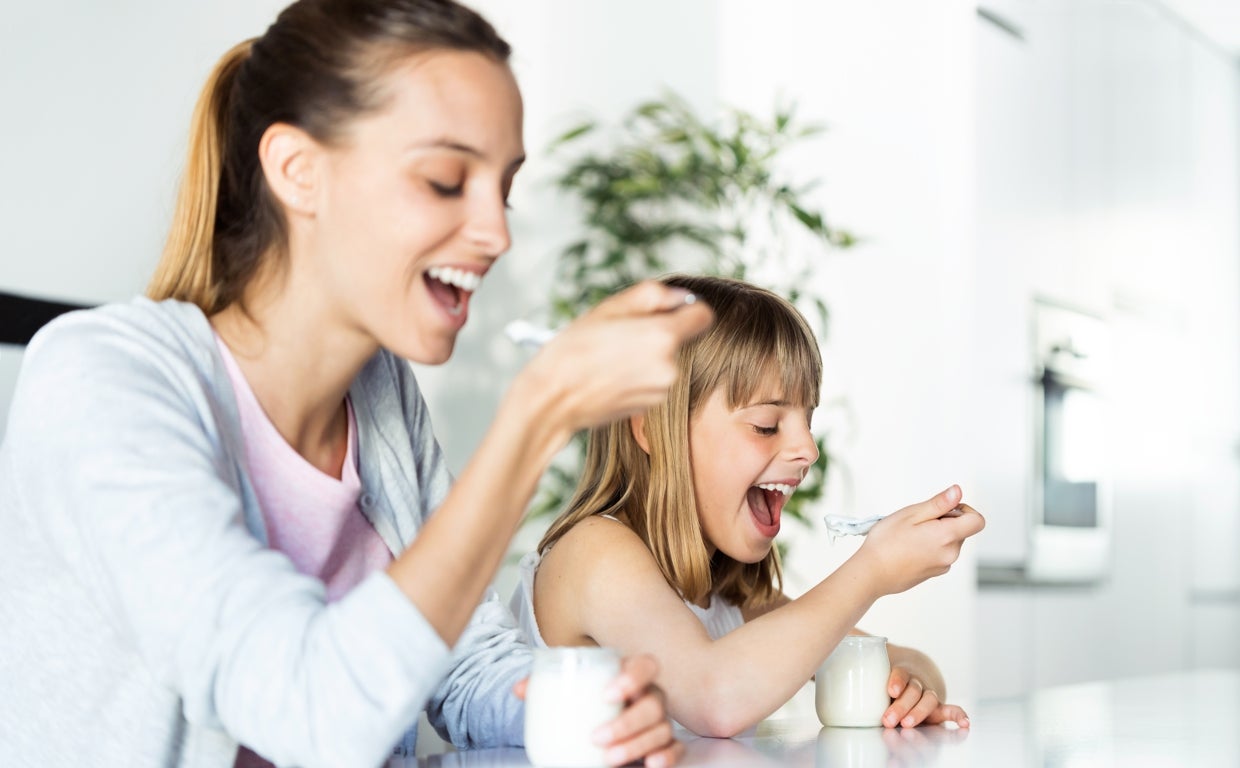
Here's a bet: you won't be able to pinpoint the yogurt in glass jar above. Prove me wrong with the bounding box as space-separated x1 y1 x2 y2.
816 635 892 728
524 647 622 767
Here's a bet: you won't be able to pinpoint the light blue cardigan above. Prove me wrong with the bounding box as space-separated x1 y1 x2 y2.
0 297 529 767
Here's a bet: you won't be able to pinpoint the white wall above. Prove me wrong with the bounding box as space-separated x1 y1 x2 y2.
0 0 290 434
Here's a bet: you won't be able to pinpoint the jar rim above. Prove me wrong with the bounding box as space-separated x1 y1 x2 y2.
840 634 888 644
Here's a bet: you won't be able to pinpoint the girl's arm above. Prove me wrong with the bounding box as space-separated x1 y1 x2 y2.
536 487 983 738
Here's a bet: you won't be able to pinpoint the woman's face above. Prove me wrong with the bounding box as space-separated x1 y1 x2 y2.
687 377 818 563
309 49 525 365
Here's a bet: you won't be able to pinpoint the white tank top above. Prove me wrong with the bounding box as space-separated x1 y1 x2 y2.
507 515 745 647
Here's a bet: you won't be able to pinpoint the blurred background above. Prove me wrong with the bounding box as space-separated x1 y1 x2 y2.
2 0 1236 712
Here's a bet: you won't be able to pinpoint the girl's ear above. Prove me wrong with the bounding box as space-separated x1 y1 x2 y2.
629 413 651 455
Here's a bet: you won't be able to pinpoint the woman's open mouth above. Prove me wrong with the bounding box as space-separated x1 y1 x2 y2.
424 266 482 321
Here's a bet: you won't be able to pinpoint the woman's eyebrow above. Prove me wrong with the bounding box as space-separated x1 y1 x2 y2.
407 138 526 170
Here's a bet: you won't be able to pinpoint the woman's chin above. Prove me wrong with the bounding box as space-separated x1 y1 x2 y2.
392 336 457 366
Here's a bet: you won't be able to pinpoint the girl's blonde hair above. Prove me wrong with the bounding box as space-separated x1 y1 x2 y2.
539 274 823 610
148 0 511 314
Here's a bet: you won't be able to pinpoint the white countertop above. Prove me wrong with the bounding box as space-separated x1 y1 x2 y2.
395 668 1240 767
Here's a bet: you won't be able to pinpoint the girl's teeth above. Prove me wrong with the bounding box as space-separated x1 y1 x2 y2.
756 483 794 496
428 266 482 292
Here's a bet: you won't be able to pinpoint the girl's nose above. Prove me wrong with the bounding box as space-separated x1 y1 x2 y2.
785 422 819 466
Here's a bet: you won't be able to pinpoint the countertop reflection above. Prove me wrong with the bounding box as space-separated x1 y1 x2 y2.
396 668 1240 767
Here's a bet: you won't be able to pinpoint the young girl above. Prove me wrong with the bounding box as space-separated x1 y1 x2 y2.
510 274 985 738
0 2 711 766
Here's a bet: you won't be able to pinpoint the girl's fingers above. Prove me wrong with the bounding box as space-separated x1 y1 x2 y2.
898 687 941 728
883 677 923 727
887 665 911 698
926 703 971 728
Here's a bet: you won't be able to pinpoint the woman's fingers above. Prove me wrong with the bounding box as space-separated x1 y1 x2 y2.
595 696 678 766
537 288 712 429
589 280 698 319
588 655 683 766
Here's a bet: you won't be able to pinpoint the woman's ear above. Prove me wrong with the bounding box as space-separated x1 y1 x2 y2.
629 412 651 455
258 122 320 216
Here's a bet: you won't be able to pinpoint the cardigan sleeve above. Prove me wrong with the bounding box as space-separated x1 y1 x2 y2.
424 589 531 748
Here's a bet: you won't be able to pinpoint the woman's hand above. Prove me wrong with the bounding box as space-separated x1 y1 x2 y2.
855 485 985 597
519 281 713 434
882 664 970 729
515 654 684 767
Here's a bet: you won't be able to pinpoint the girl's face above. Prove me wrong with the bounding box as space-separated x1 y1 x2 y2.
310 50 525 364
687 377 818 563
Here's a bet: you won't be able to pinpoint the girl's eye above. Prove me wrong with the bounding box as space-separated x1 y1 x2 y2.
753 424 779 436
429 180 464 197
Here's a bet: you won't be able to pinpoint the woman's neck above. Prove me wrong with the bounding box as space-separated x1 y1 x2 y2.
210 280 377 478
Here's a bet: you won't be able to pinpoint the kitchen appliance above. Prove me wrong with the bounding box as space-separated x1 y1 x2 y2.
1026 299 1111 583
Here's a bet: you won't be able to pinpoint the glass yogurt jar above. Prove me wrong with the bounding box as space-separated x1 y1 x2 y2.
524 647 622 767
815 635 892 728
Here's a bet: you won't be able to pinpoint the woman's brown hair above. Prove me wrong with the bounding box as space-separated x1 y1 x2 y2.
539 274 823 610
148 0 510 314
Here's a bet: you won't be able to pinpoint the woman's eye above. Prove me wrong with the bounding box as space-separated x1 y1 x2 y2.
753 424 779 436
429 180 464 197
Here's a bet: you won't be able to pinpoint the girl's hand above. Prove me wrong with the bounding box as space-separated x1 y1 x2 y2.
514 654 684 767
520 281 713 433
882 665 970 729
856 485 985 597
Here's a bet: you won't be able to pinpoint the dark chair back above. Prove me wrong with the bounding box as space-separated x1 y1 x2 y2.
1 292 93 346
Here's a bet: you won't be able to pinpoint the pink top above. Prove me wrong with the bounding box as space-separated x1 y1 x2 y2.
218 337 396 768
216 335 394 602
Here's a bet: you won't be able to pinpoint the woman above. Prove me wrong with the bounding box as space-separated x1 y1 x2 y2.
0 1 710 766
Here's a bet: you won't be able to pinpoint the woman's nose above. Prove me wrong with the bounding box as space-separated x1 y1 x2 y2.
465 192 511 257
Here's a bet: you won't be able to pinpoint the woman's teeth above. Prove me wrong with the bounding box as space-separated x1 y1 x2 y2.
756 482 795 496
427 266 482 292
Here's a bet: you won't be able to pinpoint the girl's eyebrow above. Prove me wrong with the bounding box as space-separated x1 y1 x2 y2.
740 399 792 409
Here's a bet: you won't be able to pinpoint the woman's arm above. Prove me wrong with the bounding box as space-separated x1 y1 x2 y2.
537 487 983 738
387 281 712 645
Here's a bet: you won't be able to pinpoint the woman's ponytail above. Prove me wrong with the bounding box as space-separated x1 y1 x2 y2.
147 40 253 312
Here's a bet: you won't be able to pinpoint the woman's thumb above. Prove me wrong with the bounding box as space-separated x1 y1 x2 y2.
593 280 698 319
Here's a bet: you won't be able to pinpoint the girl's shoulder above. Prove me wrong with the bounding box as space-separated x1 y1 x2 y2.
540 513 653 579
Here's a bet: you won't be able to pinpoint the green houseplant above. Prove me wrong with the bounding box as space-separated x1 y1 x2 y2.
529 92 856 534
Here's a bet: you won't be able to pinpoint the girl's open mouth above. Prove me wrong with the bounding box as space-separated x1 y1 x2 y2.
746 482 792 538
